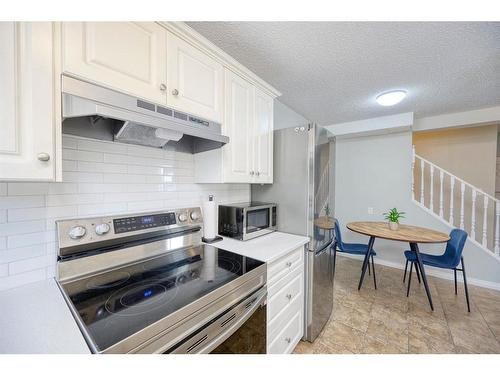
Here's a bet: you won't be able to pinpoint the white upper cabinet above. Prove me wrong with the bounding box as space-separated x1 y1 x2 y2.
166 32 224 123
253 88 274 183
194 68 274 184
222 70 255 182
62 22 167 103
0 22 58 181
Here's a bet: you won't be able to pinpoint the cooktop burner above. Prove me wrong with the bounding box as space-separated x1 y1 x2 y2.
60 244 263 352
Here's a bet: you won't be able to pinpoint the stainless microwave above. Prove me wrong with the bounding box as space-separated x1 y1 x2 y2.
218 202 277 241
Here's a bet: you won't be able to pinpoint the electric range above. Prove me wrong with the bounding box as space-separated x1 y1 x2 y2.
56 207 267 354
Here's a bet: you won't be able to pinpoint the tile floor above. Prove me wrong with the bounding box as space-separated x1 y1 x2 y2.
294 256 500 354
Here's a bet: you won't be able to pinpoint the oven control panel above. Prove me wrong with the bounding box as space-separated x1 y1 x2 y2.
56 207 203 258
114 212 177 234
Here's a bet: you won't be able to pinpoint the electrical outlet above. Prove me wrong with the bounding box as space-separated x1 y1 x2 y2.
368 207 374 215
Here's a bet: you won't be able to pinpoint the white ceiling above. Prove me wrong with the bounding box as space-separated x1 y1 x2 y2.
187 22 500 125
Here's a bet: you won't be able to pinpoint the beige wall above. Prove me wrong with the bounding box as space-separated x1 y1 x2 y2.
413 125 497 195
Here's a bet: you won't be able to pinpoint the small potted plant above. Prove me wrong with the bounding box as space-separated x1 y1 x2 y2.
383 208 405 230
324 203 331 217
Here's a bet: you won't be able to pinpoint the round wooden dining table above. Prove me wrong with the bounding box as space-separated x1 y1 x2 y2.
346 221 450 310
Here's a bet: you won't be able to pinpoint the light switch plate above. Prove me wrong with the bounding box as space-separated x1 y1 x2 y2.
368 207 374 215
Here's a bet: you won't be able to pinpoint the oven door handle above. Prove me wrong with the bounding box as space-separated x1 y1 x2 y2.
197 287 267 354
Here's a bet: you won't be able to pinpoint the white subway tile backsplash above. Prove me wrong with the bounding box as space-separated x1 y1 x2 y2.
62 149 104 162
0 245 46 264
48 183 78 195
7 183 50 196
62 160 78 171
62 171 104 183
0 264 7 277
103 173 147 184
77 202 128 216
62 136 78 149
0 269 46 291
7 231 55 249
81 161 128 174
0 135 250 290
77 138 128 154
0 195 45 209
7 206 78 222
8 254 53 275
77 183 127 194
46 193 103 207
0 220 46 236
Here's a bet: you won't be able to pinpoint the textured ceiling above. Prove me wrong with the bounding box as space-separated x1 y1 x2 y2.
187 22 500 125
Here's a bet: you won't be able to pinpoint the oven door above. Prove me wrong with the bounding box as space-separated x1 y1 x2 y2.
165 287 267 354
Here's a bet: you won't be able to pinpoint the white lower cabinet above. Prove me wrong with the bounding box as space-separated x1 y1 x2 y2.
266 246 305 354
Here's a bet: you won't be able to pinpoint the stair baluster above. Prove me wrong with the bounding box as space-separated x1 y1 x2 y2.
449 176 455 226
439 170 444 218
412 146 415 201
495 202 500 256
460 182 465 230
471 190 477 240
430 165 434 212
482 195 488 248
420 159 425 205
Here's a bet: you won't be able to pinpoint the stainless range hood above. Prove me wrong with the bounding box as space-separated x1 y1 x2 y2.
61 75 229 153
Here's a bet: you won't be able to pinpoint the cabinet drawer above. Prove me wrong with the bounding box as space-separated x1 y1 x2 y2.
268 308 303 354
267 246 304 285
268 268 303 323
268 286 303 342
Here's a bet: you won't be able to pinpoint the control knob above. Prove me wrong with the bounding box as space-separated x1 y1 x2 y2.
69 225 86 240
95 223 111 236
178 213 188 222
190 211 200 221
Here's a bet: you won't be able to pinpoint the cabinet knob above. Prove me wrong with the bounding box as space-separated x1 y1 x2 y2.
37 153 50 162
172 89 179 96
286 261 292 267
159 83 167 92
286 293 292 300
250 171 255 176
285 337 291 343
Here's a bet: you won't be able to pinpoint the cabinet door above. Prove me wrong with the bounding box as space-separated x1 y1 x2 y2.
63 22 167 103
222 70 254 183
253 88 274 183
166 32 224 123
0 22 57 181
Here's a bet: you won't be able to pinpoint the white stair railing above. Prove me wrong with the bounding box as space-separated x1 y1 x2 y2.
412 146 500 257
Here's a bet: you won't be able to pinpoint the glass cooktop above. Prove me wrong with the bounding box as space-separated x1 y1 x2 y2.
60 245 264 352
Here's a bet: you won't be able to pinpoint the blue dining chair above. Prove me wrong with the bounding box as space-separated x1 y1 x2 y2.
332 219 377 288
403 228 470 312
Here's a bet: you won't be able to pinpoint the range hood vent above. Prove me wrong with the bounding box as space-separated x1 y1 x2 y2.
61 76 229 153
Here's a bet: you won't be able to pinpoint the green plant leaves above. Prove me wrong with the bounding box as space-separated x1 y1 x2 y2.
382 207 405 223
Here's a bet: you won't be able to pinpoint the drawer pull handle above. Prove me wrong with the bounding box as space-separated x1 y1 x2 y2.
286 294 292 300
285 337 291 343
286 261 292 267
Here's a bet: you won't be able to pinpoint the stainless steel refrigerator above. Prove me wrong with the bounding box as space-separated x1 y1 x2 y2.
251 123 334 342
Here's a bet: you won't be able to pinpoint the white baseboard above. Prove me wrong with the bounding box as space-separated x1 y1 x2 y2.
336 252 500 291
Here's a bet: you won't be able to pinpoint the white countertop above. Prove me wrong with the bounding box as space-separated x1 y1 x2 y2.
0 278 91 354
213 231 310 263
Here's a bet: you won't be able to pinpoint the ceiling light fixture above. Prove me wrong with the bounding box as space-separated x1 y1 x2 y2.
376 90 407 106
